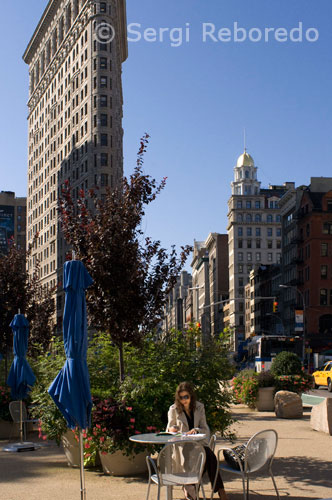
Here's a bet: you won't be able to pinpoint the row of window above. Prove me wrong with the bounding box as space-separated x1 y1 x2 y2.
238 227 281 237
238 252 282 263
237 213 281 223
238 239 281 249
236 200 279 209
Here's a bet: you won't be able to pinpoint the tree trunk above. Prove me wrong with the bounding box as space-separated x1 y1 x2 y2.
118 342 125 382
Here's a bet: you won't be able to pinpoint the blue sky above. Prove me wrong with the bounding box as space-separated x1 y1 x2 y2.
1 1 331 270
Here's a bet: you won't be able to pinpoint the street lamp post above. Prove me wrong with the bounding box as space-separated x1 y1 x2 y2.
279 284 306 363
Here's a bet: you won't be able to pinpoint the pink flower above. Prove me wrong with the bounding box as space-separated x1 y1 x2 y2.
84 443 90 449
100 437 105 443
88 436 92 441
102 428 106 432
85 453 91 458
130 418 135 423
42 435 47 441
134 431 141 434
126 407 133 411
101 451 107 455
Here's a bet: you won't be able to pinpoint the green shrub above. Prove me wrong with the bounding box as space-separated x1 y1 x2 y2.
28 325 236 458
271 351 302 376
275 373 313 394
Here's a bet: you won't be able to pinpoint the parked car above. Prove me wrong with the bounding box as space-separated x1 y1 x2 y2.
312 361 332 391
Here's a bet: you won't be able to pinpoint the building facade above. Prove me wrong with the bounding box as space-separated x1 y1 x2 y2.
163 271 192 332
23 0 127 322
0 191 26 254
227 150 293 347
292 178 332 352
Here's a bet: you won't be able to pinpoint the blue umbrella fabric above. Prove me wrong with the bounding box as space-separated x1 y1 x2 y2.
49 260 93 429
7 314 36 400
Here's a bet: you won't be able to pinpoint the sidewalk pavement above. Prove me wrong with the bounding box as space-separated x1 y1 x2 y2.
0 404 331 500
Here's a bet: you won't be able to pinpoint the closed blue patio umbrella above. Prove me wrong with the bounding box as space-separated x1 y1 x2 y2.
49 259 93 500
5 313 36 451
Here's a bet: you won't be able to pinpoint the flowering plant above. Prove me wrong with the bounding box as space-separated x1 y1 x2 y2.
232 371 260 409
275 373 313 394
76 396 158 466
0 385 12 421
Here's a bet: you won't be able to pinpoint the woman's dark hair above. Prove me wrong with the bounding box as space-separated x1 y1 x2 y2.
175 382 197 413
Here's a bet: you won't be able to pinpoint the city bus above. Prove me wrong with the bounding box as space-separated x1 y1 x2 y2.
246 335 303 372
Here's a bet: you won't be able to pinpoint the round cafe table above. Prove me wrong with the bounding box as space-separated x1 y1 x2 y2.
130 432 207 500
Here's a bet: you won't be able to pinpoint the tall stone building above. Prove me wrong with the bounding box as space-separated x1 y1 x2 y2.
0 191 26 254
23 0 127 321
227 150 293 347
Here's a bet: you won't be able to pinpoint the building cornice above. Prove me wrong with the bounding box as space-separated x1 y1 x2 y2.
23 0 128 64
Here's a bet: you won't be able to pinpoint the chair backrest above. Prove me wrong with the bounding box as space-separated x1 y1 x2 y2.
157 441 206 484
209 433 217 452
9 401 28 423
244 429 278 473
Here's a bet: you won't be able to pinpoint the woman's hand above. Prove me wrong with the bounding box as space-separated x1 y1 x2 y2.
186 429 197 435
169 426 180 433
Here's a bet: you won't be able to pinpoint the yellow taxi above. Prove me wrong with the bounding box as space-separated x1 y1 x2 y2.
313 361 332 391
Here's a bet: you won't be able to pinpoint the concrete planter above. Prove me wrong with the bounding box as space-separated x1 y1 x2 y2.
99 450 147 476
61 430 80 467
256 387 276 411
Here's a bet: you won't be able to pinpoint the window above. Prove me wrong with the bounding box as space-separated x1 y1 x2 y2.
256 227 261 237
100 95 107 107
321 265 328 279
255 214 261 222
276 215 281 222
277 253 282 264
247 240 252 249
100 2 107 13
321 243 328 256
276 240 281 249
101 134 108 146
238 252 243 261
247 227 252 237
101 173 109 186
238 239 243 248
268 253 272 262
100 76 107 88
238 264 243 273
100 57 108 69
246 214 252 223
305 266 310 281
323 222 332 235
247 252 252 261
255 200 261 209
238 227 243 237
246 200 251 209
237 200 242 209
320 289 328 306
100 114 108 126
327 200 332 212
237 214 243 222
239 277 244 286
276 228 281 237
101 153 108 166
306 224 310 236
256 239 261 249
267 240 273 249
267 215 273 223
267 228 273 237
239 316 244 326
256 252 261 261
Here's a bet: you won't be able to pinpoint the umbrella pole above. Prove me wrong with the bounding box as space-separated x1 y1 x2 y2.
19 400 23 443
79 429 87 500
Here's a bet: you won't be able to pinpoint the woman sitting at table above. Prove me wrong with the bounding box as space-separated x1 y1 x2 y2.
167 381 229 500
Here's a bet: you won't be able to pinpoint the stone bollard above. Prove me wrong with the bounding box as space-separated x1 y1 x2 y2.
274 390 303 419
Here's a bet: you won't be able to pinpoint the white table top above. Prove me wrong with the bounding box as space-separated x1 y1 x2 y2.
129 432 206 445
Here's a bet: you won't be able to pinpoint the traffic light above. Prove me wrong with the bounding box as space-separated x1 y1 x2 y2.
273 301 279 313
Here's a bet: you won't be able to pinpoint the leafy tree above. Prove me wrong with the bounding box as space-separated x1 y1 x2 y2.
0 238 55 378
271 351 302 376
59 134 192 381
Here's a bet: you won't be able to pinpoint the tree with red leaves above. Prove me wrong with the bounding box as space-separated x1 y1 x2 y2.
0 238 55 379
59 134 192 381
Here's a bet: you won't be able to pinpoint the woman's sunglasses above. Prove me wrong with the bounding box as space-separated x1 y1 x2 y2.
179 395 190 400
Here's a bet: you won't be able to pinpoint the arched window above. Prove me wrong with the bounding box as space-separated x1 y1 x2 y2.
246 214 252 223
267 215 273 223
255 214 261 222
245 170 249 179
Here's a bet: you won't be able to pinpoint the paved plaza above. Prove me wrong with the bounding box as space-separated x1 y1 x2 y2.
0 404 331 500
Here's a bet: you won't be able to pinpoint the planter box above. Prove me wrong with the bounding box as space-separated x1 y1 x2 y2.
62 430 80 467
0 420 18 439
99 450 147 476
256 387 275 411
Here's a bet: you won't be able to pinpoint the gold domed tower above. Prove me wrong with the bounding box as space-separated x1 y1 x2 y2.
231 150 260 196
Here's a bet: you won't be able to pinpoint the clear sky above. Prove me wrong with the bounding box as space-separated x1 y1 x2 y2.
1 1 332 271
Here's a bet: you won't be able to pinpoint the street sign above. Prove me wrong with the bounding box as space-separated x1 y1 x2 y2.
295 309 304 331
